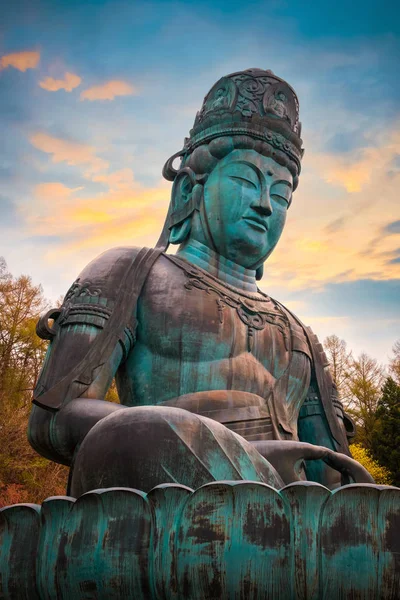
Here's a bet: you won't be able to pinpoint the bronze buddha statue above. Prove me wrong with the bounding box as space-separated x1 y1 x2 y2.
28 68 372 496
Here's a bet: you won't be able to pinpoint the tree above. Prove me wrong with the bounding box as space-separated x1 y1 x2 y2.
0 260 48 407
370 377 400 486
323 335 387 450
350 444 392 485
389 340 400 385
345 353 386 450
323 334 353 404
0 258 68 506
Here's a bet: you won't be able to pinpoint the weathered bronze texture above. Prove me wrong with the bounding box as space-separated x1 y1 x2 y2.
27 68 372 494
1 482 399 599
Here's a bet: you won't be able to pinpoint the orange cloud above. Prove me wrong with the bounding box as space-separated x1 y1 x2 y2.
39 72 82 92
30 133 109 174
80 80 137 101
0 50 40 72
35 182 83 199
311 126 400 193
92 168 138 192
22 175 170 266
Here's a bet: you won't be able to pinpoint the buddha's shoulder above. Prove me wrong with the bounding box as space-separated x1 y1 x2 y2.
78 246 142 281
67 246 152 304
71 247 182 299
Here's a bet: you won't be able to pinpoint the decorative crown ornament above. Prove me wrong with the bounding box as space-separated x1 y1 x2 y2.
163 68 304 182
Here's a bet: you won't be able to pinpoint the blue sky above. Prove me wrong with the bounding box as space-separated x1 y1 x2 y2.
0 0 399 364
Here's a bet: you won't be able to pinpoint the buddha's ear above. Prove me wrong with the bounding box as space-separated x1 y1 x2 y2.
168 171 195 245
169 218 192 244
256 264 264 280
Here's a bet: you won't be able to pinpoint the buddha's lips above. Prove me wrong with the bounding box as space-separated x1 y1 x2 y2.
243 216 269 231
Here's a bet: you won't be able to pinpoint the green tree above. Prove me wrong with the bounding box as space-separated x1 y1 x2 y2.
370 377 400 487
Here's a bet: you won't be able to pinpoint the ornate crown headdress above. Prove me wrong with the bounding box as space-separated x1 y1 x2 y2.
163 68 304 182
157 69 304 251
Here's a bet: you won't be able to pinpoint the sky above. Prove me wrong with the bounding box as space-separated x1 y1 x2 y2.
0 0 399 365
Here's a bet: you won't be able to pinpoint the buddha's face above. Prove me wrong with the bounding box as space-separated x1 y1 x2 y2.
198 150 293 269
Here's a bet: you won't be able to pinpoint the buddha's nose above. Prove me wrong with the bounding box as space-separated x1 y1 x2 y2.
251 189 272 217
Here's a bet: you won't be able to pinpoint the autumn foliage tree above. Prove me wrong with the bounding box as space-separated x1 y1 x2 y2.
350 444 392 485
323 334 397 484
0 258 68 507
345 353 386 450
0 258 47 406
324 334 387 452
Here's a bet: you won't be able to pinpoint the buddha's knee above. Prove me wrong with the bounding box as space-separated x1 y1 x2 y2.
69 406 210 496
69 405 282 497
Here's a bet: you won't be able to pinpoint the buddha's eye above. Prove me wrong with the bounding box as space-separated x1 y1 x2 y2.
228 175 258 189
270 182 292 207
271 194 290 208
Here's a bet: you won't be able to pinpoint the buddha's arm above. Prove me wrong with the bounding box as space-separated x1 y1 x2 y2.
297 375 353 487
28 247 141 466
28 328 128 466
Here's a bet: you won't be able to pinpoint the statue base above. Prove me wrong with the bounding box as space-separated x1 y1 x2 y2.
1 481 399 599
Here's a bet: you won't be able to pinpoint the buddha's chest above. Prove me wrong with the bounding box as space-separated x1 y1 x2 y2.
124 256 294 404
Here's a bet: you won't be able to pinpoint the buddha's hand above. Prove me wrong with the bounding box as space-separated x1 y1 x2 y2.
51 398 125 464
252 440 375 487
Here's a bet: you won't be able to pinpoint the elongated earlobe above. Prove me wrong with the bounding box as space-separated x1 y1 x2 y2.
169 217 192 244
256 265 264 280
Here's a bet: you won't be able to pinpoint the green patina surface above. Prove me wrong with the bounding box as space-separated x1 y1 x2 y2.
1 482 399 599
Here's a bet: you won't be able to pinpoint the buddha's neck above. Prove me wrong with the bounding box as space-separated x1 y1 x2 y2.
176 239 258 292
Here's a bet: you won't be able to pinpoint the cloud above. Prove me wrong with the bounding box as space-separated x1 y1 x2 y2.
324 216 346 234
92 168 138 192
80 80 137 101
389 154 400 171
384 220 400 235
311 125 400 193
34 182 83 200
21 172 171 263
0 50 40 72
324 131 370 155
30 133 109 174
39 72 82 92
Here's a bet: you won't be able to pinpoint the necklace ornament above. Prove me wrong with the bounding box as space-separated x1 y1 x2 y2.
167 254 290 352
